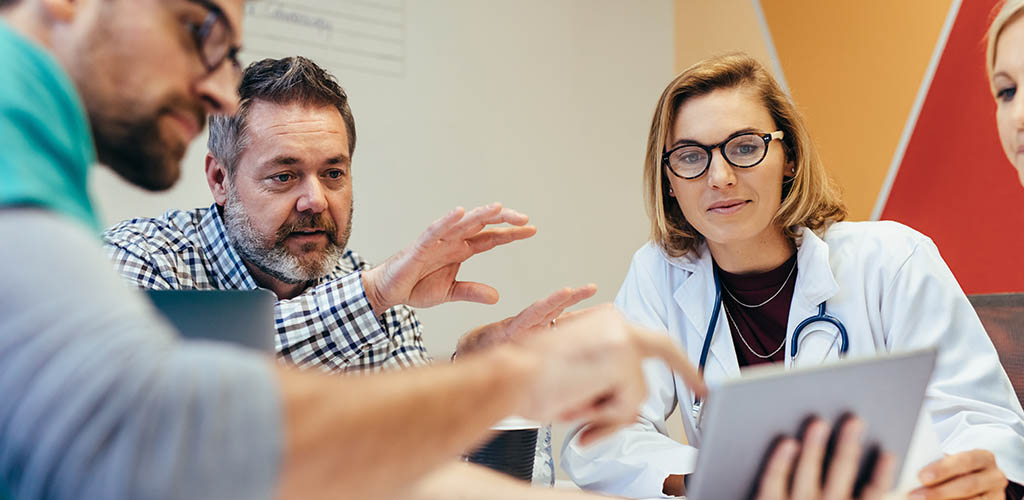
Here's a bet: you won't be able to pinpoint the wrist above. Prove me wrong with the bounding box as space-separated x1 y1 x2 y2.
453 327 481 357
361 267 390 316
478 343 539 416
455 318 512 357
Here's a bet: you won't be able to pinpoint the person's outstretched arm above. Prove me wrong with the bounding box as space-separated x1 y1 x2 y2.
1 209 704 500
275 303 707 500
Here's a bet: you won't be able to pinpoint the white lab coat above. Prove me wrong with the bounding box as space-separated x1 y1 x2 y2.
562 221 1024 499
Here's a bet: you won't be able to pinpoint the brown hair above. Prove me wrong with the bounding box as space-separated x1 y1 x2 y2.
643 53 846 258
208 56 356 175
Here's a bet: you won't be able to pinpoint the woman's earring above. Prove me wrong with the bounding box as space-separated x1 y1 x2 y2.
668 187 675 196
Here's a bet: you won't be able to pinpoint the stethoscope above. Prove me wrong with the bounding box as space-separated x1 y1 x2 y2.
689 268 850 427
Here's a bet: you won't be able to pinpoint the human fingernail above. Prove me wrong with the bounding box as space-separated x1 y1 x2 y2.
782 440 798 457
849 419 864 437
809 421 827 441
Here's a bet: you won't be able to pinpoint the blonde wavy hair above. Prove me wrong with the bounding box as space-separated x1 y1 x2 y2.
987 0 1024 82
644 53 846 258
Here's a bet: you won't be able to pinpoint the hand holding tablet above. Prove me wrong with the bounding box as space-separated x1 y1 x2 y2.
756 418 897 500
685 349 937 500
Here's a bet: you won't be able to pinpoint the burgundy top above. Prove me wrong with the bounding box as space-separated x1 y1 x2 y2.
1008 481 1024 500
715 254 798 367
714 255 1024 499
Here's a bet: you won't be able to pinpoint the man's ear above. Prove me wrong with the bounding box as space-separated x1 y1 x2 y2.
206 153 229 206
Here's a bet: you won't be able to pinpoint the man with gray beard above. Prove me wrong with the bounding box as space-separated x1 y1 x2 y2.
0 0 706 495
103 56 594 372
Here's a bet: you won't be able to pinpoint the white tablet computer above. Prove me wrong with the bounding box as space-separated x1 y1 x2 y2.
686 348 937 500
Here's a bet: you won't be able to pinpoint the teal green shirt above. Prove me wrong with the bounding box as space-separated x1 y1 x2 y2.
0 19 99 231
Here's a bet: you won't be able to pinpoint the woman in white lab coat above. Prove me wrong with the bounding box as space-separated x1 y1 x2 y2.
561 53 1024 499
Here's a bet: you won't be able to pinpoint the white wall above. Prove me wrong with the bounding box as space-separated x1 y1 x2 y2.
89 0 676 479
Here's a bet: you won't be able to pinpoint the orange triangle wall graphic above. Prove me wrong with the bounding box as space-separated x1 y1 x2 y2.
760 0 950 222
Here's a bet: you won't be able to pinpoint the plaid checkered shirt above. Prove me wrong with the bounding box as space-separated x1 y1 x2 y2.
101 204 431 373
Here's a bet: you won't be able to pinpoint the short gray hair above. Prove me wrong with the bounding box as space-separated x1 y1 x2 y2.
208 56 356 174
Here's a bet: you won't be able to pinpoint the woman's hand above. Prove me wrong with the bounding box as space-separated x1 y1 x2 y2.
909 450 1007 500
756 418 895 500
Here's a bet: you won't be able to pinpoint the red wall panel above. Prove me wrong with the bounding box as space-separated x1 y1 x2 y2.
880 0 1024 293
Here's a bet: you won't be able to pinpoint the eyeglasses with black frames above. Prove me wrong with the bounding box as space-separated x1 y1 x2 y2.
662 130 785 180
183 0 243 80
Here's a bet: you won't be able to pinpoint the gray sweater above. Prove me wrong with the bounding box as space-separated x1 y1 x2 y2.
0 208 282 499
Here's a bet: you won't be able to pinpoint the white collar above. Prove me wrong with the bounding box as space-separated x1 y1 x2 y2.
664 226 841 336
